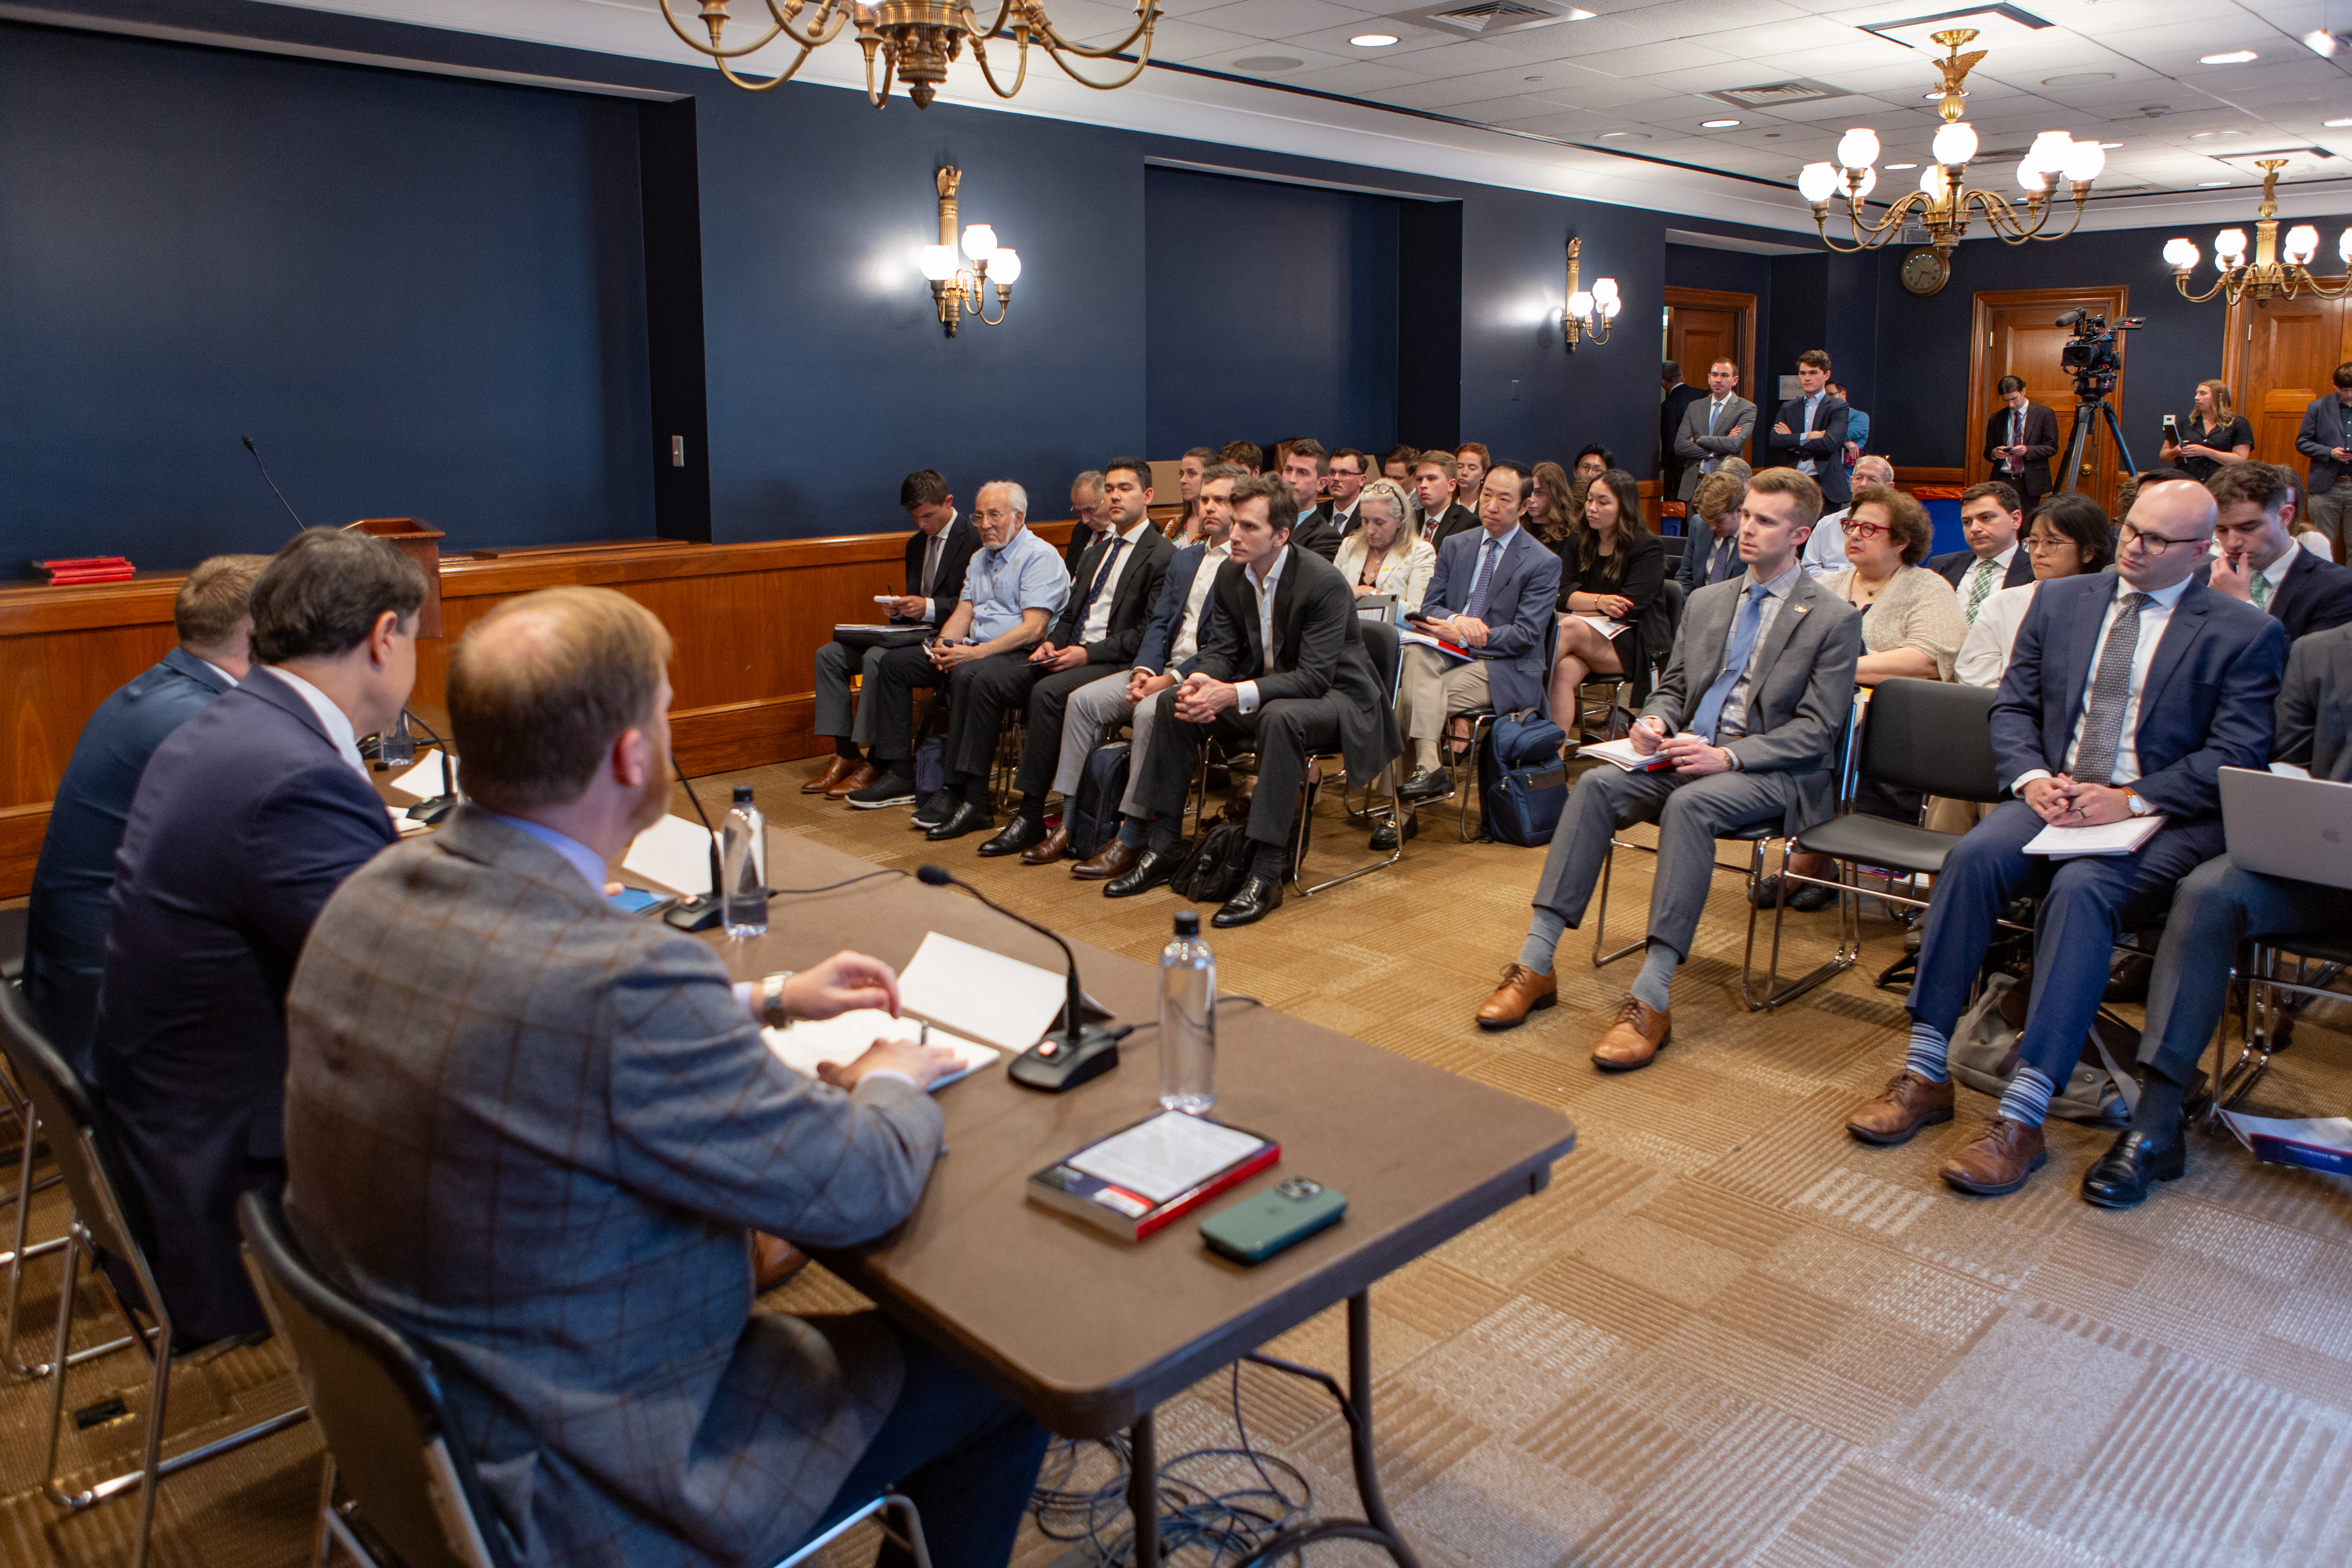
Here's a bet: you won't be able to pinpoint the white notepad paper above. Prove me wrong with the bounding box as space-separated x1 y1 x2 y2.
388 749 452 799
762 1011 998 1090
621 813 717 895
896 931 1067 1054
2022 816 2165 858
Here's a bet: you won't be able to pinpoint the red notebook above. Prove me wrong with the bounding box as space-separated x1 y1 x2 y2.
1027 1111 1279 1241
34 556 136 584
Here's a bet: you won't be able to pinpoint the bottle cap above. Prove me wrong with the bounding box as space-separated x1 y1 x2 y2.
1173 911 1200 937
732 784 755 803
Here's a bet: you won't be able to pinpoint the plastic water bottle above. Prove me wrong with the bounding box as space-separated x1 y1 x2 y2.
1158 911 1216 1112
721 784 767 940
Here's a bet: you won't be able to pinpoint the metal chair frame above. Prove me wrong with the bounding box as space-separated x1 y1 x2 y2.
2208 937 2351 1122
1291 620 1407 898
1452 613 1562 842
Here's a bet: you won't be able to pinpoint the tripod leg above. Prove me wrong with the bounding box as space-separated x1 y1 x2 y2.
2098 399 2136 479
2059 402 2097 494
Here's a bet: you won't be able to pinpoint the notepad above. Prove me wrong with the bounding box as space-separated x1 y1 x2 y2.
2022 817 2165 858
1576 735 1697 772
762 1011 998 1089
388 749 452 800
1398 628 1474 660
1576 615 1632 639
621 813 716 895
897 931 1068 1054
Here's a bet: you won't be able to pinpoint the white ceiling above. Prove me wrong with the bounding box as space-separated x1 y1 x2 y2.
220 0 2352 234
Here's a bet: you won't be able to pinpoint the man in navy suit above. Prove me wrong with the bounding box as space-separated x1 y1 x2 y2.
93 528 421 1344
1396 461 1564 804
1845 481 2285 1198
22 555 265 1076
2292 361 2352 556
1926 481 2036 623
2202 461 2352 643
1768 350 1851 510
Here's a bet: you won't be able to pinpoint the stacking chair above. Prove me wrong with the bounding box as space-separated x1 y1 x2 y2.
1750 678 2004 1011
0 982 307 1568
2213 932 2352 1118
1454 612 1561 841
1292 619 1407 897
238 1193 932 1568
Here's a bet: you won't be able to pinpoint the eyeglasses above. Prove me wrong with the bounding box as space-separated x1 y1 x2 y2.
2024 535 2074 552
977 507 1018 523
2117 522 2201 555
1843 518 1891 539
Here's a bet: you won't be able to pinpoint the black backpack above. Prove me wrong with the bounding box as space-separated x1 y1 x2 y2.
1169 820 1256 904
1065 742 1131 861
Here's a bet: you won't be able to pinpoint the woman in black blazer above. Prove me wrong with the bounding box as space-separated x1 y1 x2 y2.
1548 468 1666 721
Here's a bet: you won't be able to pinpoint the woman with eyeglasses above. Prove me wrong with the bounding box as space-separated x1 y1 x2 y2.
2158 379 2253 484
1955 493 2115 686
1331 479 1435 612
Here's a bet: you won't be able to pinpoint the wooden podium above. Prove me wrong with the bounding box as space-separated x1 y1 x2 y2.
343 517 445 637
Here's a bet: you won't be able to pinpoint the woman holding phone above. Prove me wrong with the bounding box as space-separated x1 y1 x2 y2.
2158 378 2253 483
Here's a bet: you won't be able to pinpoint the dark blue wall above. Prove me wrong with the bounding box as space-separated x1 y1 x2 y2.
0 20 655 575
1143 168 1399 457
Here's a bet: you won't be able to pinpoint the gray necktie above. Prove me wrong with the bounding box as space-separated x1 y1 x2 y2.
2073 591 2148 786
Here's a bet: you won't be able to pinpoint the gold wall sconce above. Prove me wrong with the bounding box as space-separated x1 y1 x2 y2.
918 167 1019 337
1563 238 1619 351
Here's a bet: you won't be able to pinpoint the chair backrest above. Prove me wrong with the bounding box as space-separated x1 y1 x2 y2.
237 1192 514 1568
0 981 153 1276
1358 618 1403 703
0 907 27 984
1654 579 1685 675
1661 533 1687 564
1856 678 2005 802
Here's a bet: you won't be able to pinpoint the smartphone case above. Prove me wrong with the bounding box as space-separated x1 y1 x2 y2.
1200 1178 1347 1264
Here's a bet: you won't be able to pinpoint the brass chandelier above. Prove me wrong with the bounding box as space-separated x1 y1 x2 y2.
1797 29 2103 268
659 0 1162 106
2164 160 2352 307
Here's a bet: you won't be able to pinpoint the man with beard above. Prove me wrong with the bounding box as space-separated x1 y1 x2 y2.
283 586 1047 1568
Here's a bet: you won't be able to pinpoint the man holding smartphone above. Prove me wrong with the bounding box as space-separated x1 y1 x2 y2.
2295 361 2352 558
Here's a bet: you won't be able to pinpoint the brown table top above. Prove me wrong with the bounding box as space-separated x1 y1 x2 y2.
709 831 1577 1437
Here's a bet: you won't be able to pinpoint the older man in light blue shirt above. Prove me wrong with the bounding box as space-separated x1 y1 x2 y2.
849 481 1071 835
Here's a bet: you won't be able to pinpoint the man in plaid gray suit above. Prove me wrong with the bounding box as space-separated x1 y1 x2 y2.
284 587 1047 1568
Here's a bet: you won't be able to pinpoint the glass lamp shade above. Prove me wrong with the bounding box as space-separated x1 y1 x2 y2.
2214 228 2248 263
1850 166 1878 200
1836 127 1880 171
1930 121 1978 167
2284 225 2320 264
2341 228 2352 264
2161 237 2199 270
988 247 1021 284
1797 162 1840 203
1568 290 1594 319
1600 294 1621 318
960 223 998 263
2017 158 2050 194
918 244 958 281
1918 165 1949 200
2027 130 2073 171
1591 277 1619 305
2060 140 2105 182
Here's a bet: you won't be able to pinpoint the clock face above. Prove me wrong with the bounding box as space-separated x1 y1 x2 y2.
1901 247 1950 296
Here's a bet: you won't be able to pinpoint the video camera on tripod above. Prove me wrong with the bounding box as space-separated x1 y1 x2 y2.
2056 307 2142 400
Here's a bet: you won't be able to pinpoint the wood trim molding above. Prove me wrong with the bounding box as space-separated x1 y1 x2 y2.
1662 284 1758 400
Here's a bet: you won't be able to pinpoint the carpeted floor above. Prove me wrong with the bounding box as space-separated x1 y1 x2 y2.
4 751 2350 1568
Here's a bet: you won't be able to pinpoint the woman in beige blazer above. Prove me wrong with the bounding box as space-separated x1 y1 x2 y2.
1332 479 1437 612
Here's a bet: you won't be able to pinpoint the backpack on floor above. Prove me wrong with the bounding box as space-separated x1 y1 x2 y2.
1065 742 1131 861
913 735 946 799
1170 821 1257 904
1478 710 1569 847
1947 971 2132 1125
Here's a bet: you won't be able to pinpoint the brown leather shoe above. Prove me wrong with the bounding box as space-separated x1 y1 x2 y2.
751 1232 809 1291
1020 821 1071 866
1475 964 1557 1029
824 761 883 801
1591 995 1670 1071
804 755 859 795
1070 838 1140 881
1844 1070 1957 1146
1940 1116 2047 1196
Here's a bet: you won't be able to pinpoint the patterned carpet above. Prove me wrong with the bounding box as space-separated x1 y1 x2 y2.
4 751 2350 1568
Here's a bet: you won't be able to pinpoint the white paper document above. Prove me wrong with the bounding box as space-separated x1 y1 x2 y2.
762 1011 998 1090
1067 1111 1268 1203
1577 615 1632 640
2270 762 2314 780
896 931 1067 1053
1397 627 1472 660
388 749 452 800
2022 817 2165 858
1576 734 1699 772
621 813 716 895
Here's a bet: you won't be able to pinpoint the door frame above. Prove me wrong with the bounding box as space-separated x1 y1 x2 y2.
1966 284 2130 490
1664 285 1757 412
2221 275 2349 460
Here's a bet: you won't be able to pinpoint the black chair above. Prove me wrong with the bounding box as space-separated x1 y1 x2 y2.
1293 619 1407 896
2214 930 2352 1120
238 1193 933 1568
0 982 306 1568
1753 679 2005 1010
0 906 27 984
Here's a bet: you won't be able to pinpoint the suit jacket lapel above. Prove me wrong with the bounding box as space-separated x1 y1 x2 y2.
2057 575 2118 728
1270 544 1301 669
2271 549 2311 629
2138 577 2209 726
1749 573 1813 683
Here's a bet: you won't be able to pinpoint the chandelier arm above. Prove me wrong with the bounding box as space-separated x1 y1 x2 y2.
1029 4 1159 60
864 41 900 107
1036 36 1156 88
960 0 1023 40
716 42 820 89
759 0 855 51
657 0 793 59
979 289 1009 325
969 32 1031 99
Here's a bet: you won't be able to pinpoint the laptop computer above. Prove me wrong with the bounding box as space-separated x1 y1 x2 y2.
2220 766 2352 891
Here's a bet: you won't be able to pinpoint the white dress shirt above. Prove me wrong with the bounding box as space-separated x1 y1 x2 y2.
1802 508 1849 579
266 666 370 780
1078 520 1154 645
1234 548 1288 716
915 508 957 622
1166 542 1230 669
197 657 242 687
2012 575 2194 792
1955 580 2038 687
1956 545 2019 620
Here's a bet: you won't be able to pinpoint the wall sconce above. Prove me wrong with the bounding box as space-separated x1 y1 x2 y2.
1562 237 1618 351
918 167 1019 337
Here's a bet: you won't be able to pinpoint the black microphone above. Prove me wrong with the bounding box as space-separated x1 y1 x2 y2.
916 864 1120 1092
662 756 731 932
241 435 308 535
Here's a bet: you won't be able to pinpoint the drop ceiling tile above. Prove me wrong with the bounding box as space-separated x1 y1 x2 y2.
1563 40 1744 78
1370 37 1541 76
1129 18 1277 62
1276 58 1436 94
1180 0 1374 39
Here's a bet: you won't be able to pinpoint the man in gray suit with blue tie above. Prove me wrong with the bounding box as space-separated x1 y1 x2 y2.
1475 469 1861 1071
284 587 1047 1568
1671 359 1755 502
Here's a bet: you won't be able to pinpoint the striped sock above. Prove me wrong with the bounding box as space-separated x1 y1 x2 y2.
1996 1065 2058 1129
1904 1020 1950 1084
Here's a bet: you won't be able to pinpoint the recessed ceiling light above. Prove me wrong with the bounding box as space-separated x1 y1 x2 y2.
1233 56 1303 71
1885 161 1919 170
2189 129 2246 140
2328 118 2352 128
1700 118 1741 128
2042 72 2114 87
2199 50 2257 65
1525 76 1544 82
2197 180 2231 187
1350 33 1398 47
2100 141 2123 148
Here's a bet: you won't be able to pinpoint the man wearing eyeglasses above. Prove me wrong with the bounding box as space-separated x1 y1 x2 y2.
1844 479 2285 1199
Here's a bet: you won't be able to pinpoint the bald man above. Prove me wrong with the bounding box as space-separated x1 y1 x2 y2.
1844 481 2285 1200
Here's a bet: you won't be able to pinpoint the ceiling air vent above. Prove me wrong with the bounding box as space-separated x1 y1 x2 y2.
1708 79 1851 111
1394 0 1594 39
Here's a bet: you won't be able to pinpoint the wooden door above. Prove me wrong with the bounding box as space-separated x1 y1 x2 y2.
1664 287 1756 464
1969 285 2130 519
2223 283 2352 468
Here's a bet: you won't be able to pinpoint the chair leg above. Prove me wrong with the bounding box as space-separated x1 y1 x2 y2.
129 1304 171 1568
1591 839 1645 968
1297 763 1405 898
8 1123 136 1376
1746 844 1862 1011
883 1490 935 1568
1456 714 1494 842
40 1230 80 1503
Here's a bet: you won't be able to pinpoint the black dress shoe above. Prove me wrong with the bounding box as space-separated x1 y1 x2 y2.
978 815 1046 858
1212 873 1284 928
1750 874 1836 913
1105 847 1177 898
1399 766 1453 802
909 788 958 829
925 800 994 842
2081 1129 2187 1209
1369 811 1419 852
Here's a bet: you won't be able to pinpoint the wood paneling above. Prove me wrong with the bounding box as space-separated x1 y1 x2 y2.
0 522 1074 899
2223 281 2352 471
1968 285 2131 519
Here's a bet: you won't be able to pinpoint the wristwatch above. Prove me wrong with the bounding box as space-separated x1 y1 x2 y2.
760 971 796 1029
2124 790 2152 817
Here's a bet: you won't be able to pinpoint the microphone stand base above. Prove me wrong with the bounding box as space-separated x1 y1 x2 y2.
1008 1026 1122 1093
665 895 724 932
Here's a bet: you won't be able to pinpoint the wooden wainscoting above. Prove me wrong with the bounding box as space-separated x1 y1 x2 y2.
0 523 1074 898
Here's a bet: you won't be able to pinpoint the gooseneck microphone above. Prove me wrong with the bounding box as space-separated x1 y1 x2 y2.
916 864 1120 1092
241 435 308 535
662 757 731 931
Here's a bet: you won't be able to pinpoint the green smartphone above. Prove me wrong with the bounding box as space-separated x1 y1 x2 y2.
1200 1178 1346 1265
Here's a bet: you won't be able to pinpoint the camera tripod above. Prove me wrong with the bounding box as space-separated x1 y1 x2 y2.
2058 392 2136 496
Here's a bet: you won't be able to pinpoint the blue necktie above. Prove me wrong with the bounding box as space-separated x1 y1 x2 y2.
1690 583 1772 743
1709 537 1738 585
1084 537 1124 606
1465 538 1502 621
